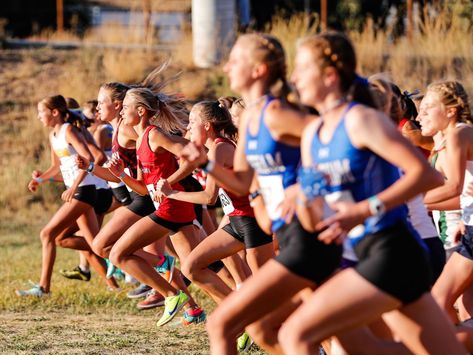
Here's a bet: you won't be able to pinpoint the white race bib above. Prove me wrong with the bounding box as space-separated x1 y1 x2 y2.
218 188 235 215
258 175 285 221
60 155 80 188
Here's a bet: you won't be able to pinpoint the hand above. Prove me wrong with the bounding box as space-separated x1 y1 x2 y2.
316 201 369 245
61 187 76 202
28 179 39 192
179 142 207 167
32 170 43 179
155 179 173 197
76 155 90 170
452 221 465 244
108 155 125 178
278 184 300 224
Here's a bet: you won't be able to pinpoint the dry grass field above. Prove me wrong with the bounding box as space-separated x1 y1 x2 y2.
0 2 472 353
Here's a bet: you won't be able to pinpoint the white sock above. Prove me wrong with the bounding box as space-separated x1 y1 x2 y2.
79 265 90 273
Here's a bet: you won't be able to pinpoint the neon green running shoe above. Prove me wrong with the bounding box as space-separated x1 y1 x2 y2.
156 290 189 327
237 332 253 352
59 266 91 281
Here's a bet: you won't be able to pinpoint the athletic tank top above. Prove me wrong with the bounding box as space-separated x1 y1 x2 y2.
311 102 408 247
112 120 138 179
245 96 301 232
214 137 254 217
137 126 195 222
430 132 462 248
51 123 96 188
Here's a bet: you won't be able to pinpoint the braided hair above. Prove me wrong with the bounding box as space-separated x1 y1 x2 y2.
427 81 472 125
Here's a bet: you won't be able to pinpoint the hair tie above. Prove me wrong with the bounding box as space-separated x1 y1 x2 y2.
354 74 369 87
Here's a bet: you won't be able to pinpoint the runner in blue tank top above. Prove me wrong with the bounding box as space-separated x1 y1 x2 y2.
179 33 342 354
278 31 464 355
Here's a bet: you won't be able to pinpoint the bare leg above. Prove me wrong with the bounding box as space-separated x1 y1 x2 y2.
92 207 142 258
432 252 473 323
109 217 177 297
206 260 314 355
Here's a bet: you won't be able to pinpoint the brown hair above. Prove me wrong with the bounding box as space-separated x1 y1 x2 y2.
100 82 130 103
40 95 85 129
369 75 402 123
427 80 472 124
298 31 376 108
236 33 294 103
126 87 187 135
193 101 238 143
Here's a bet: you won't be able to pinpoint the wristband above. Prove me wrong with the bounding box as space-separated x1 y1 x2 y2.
248 190 260 202
297 166 329 201
86 161 95 173
34 177 44 183
202 160 216 173
367 195 386 217
49 177 55 182
119 171 126 179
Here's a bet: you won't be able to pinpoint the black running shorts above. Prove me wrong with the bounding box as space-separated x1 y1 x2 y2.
354 222 432 304
222 215 273 249
94 188 113 215
274 217 342 285
73 185 97 207
127 191 156 217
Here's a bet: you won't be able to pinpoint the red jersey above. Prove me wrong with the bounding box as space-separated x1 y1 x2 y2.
112 120 138 178
214 138 254 217
137 126 195 223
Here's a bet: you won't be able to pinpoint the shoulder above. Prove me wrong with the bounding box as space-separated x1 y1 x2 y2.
345 104 388 132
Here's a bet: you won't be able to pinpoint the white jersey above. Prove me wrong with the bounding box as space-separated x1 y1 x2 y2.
461 161 473 226
406 193 438 239
51 123 96 188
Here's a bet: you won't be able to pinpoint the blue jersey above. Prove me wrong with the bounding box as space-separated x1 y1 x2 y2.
311 102 408 246
245 97 301 232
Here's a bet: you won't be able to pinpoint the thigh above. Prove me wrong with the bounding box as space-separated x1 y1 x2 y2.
212 259 315 329
95 207 143 248
170 224 202 261
281 268 401 344
111 216 169 257
76 208 99 245
186 228 244 268
432 252 473 306
43 200 90 238
384 293 465 355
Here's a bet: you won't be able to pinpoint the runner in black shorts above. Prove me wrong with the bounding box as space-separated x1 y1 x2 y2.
277 32 463 354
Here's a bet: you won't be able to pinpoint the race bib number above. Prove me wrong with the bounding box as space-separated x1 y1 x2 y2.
257 175 285 221
218 188 235 215
146 183 161 210
60 155 80 188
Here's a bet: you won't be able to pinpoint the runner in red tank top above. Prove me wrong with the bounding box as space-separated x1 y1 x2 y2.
156 100 273 305
107 87 207 326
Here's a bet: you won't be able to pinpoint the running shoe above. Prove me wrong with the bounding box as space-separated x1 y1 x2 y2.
124 273 139 285
105 259 116 279
156 290 189 327
127 283 152 299
155 254 175 283
137 290 165 310
113 268 125 280
181 307 206 326
15 282 50 297
59 266 91 281
237 332 253 352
